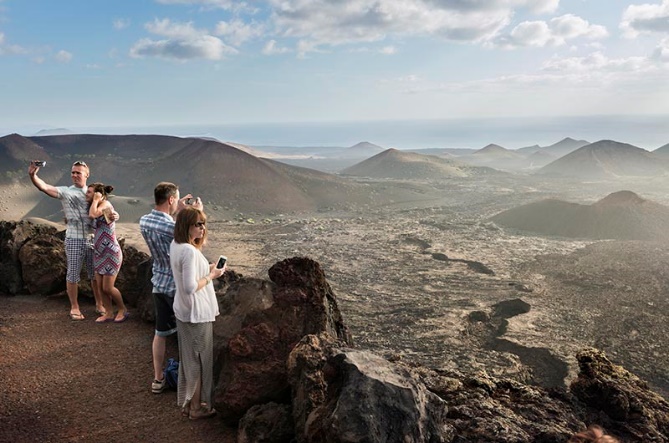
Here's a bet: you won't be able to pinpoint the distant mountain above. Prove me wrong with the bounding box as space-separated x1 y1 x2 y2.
513 138 588 162
457 143 529 172
407 148 475 157
341 148 498 180
652 142 669 158
538 140 669 179
473 144 522 159
541 137 590 157
516 144 541 155
346 141 385 156
524 150 557 169
34 128 74 136
490 190 669 241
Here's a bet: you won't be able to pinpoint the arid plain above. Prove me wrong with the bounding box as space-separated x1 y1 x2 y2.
2 133 669 401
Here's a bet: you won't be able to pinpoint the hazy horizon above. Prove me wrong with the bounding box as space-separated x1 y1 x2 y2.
5 114 668 151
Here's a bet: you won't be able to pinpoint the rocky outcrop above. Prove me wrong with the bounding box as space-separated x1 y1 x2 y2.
570 348 669 440
115 240 152 309
213 257 351 421
287 333 449 443
19 234 67 294
0 220 59 294
237 402 294 443
281 338 669 443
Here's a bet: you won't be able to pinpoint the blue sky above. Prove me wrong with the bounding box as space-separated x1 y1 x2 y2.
1 0 669 138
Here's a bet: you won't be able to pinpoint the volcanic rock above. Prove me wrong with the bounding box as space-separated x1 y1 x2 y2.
213 257 351 421
0 220 59 294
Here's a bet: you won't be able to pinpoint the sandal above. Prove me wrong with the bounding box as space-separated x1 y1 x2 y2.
189 405 217 420
69 312 85 321
181 401 190 418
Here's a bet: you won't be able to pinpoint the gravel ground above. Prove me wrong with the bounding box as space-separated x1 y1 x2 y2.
0 294 236 443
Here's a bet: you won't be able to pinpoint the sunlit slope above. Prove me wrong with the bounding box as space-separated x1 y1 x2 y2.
538 140 669 179
490 190 669 241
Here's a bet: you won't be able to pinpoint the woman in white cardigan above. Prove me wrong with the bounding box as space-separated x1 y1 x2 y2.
170 207 225 420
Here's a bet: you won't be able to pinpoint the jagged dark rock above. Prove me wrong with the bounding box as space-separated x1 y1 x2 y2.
570 348 669 440
237 402 294 443
213 257 352 422
0 220 58 294
19 234 67 295
288 333 449 443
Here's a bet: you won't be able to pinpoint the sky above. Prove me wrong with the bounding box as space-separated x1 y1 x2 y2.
1 0 669 142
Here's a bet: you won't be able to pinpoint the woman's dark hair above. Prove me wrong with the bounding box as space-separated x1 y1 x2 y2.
174 207 207 249
88 182 114 199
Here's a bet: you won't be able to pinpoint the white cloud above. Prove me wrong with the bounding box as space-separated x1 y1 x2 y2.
145 18 202 38
523 0 559 14
541 51 651 73
498 21 558 47
113 18 130 30
0 32 26 55
131 18 237 60
379 45 396 54
262 39 291 55
621 0 669 38
550 14 608 39
155 0 236 9
492 14 607 48
54 50 73 63
296 39 325 58
652 37 669 61
154 0 257 13
130 35 236 60
215 19 264 46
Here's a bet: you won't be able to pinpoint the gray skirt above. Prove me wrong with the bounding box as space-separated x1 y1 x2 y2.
176 320 214 409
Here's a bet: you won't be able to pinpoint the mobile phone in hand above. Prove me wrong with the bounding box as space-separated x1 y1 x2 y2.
216 255 227 269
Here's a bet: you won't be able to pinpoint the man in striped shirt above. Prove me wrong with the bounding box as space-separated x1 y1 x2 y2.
140 182 201 394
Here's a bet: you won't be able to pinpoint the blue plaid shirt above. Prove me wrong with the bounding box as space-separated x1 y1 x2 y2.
139 209 176 296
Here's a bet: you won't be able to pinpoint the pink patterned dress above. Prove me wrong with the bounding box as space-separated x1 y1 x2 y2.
93 204 123 275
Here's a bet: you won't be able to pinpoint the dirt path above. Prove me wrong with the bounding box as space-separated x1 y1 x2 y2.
0 294 236 443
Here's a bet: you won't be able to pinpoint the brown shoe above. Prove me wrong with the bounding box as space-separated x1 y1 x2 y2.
189 406 217 420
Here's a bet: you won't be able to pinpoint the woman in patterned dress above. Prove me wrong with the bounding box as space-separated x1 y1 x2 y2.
86 183 128 324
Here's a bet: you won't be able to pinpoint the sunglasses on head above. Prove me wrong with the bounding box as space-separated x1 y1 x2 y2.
194 221 206 228
73 161 88 167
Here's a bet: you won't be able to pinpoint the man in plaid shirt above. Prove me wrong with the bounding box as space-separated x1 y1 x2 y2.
28 160 107 321
140 182 202 394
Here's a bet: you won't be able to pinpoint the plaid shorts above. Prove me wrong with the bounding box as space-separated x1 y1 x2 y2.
65 237 94 283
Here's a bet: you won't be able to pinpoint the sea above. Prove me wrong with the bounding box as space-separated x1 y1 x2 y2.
11 114 669 151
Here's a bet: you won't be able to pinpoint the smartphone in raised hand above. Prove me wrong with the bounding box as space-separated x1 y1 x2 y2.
216 255 227 269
